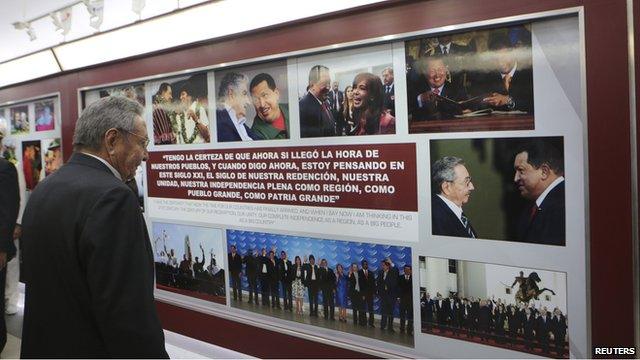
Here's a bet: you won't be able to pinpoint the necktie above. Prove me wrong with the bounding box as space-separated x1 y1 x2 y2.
529 203 538 224
460 212 476 238
503 73 512 92
432 87 440 95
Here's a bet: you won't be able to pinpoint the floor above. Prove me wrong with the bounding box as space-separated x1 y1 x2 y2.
0 285 252 359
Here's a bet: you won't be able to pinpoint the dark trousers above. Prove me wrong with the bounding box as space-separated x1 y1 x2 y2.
231 272 242 300
399 298 413 333
0 267 6 353
259 274 270 305
308 284 319 315
247 275 258 303
281 281 292 310
380 296 394 330
363 292 375 325
350 292 364 325
322 287 334 319
270 281 280 307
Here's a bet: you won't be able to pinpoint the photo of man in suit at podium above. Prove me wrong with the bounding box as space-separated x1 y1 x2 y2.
431 156 477 238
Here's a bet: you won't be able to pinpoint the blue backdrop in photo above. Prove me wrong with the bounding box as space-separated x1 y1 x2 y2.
227 230 412 315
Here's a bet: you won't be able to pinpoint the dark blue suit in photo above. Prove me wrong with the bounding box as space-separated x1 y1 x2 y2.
216 108 262 142
431 194 476 238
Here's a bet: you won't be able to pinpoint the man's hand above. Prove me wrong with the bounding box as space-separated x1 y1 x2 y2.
418 91 438 104
482 93 510 107
0 252 7 270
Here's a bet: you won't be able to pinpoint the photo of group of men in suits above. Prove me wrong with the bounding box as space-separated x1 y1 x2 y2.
406 24 534 126
419 257 568 357
226 230 414 347
430 136 565 245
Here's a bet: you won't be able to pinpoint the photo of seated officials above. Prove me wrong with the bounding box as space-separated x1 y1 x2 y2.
153 222 226 305
10 106 29 134
297 44 396 137
34 99 55 132
419 256 568 358
227 230 414 347
214 61 289 142
430 137 565 246
406 24 534 133
148 73 211 145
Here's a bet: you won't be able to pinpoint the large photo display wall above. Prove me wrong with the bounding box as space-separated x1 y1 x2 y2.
81 14 587 358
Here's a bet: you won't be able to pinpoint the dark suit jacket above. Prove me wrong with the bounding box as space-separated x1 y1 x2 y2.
358 269 376 296
228 252 243 275
397 274 412 301
243 254 258 278
517 181 565 246
216 108 262 142
20 153 167 358
479 67 534 113
432 194 476 238
412 82 467 121
299 93 336 138
304 263 320 287
383 83 395 117
278 259 293 283
0 159 19 259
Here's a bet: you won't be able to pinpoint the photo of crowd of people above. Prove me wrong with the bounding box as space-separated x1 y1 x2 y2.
215 61 290 142
10 106 29 134
419 256 568 358
227 230 413 347
406 24 534 133
297 44 396 138
98 83 146 106
153 222 226 304
21 140 41 191
34 100 56 132
150 73 211 145
430 136 565 246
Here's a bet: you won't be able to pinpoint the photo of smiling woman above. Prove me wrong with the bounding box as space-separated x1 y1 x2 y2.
350 72 396 135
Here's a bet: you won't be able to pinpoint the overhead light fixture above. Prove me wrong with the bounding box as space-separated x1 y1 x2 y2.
0 50 61 88
13 21 37 41
50 7 73 36
83 0 105 30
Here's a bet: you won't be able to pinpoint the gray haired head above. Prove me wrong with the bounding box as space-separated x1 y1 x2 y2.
72 96 143 151
431 156 465 194
217 72 248 101
308 65 329 86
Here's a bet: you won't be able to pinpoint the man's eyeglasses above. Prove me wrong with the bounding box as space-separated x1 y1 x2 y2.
122 129 150 147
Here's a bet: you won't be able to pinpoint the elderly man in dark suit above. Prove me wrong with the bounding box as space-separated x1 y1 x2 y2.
216 72 262 142
0 123 19 354
413 56 468 121
20 96 168 358
299 65 336 138
228 244 243 301
377 260 398 332
513 139 565 245
431 156 477 238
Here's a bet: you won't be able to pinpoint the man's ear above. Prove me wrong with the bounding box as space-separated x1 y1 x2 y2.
539 163 551 180
104 128 120 155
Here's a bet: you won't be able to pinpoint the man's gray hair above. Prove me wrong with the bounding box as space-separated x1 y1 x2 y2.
72 96 143 151
431 156 465 194
217 72 248 100
308 65 329 86
382 66 393 74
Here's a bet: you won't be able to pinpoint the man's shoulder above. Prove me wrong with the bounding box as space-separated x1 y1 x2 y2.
0 158 15 173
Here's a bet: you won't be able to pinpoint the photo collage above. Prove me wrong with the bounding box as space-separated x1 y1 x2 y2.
74 15 586 358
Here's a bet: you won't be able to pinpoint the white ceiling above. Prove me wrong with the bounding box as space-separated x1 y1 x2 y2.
0 0 207 63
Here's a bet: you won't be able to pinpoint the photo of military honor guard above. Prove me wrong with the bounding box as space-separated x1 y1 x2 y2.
149 73 211 145
153 222 226 305
419 257 568 358
430 137 565 246
214 61 289 142
297 44 396 138
227 230 414 347
406 24 534 133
